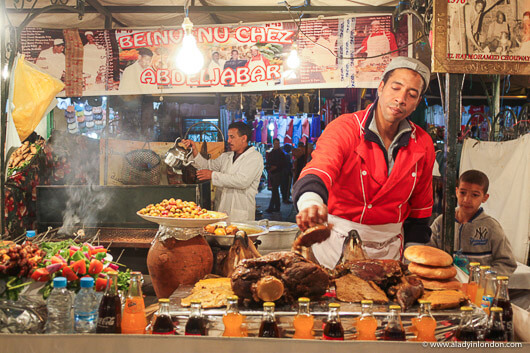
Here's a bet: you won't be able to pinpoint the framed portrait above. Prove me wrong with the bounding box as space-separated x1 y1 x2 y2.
433 0 530 74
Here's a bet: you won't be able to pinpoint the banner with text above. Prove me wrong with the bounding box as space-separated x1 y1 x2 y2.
21 15 409 96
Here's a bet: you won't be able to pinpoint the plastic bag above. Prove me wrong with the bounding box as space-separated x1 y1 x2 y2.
9 54 64 142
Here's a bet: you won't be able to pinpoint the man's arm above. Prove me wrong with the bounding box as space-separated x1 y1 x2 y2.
427 215 443 249
405 134 435 244
211 154 263 190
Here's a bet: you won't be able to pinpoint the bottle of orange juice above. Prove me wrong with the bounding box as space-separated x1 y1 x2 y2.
412 300 436 342
223 295 244 337
356 300 378 340
293 297 314 339
121 271 147 334
475 266 490 306
465 262 480 300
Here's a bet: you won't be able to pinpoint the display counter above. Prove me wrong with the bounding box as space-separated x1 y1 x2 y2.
0 334 526 353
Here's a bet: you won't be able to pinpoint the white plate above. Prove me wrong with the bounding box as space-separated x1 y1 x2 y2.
137 211 228 228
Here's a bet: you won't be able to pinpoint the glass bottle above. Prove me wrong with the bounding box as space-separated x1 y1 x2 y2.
492 276 513 341
480 271 497 313
465 262 481 299
475 265 490 305
121 271 147 334
412 300 436 342
259 302 280 338
185 300 207 336
96 271 121 333
484 307 506 341
356 300 377 341
323 303 344 340
454 306 477 341
152 299 175 335
223 295 244 337
293 297 314 339
383 305 405 341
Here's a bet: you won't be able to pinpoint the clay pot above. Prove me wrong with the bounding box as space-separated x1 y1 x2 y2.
147 235 213 298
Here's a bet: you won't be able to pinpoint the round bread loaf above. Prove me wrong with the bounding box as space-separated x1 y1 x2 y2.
420 277 462 291
408 262 457 279
404 245 453 267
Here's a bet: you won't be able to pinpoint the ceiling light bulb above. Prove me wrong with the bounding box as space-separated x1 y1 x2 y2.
176 17 204 75
286 49 300 69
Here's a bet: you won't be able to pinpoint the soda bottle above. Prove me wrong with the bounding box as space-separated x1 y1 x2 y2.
492 276 513 341
152 299 175 335
46 276 73 333
480 271 497 313
454 306 478 341
96 271 121 333
24 230 36 245
484 307 506 341
383 305 405 341
185 300 207 336
293 297 314 339
356 300 377 341
474 265 490 305
74 277 99 333
323 303 344 340
258 302 280 338
223 295 244 337
412 300 436 342
121 271 147 334
465 262 481 299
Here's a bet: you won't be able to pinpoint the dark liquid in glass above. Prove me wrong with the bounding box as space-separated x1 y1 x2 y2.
383 327 406 341
323 322 344 340
485 328 506 341
259 320 280 338
185 317 206 336
96 294 122 333
153 315 176 335
455 327 478 341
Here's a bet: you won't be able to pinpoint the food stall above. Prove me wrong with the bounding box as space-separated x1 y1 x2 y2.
1 0 529 351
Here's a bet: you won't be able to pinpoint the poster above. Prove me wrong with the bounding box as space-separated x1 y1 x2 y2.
20 14 410 96
433 0 530 74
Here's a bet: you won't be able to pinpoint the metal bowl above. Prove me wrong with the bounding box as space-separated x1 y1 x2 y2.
203 222 268 247
248 220 300 254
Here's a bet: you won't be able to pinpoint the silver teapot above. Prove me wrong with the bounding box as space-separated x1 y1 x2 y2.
164 137 194 172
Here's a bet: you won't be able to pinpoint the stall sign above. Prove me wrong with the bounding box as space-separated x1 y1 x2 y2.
20 14 410 96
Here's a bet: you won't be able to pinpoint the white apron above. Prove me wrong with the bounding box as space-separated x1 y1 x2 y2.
312 214 403 269
365 33 390 66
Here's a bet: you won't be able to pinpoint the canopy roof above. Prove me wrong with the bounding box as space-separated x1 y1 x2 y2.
5 0 399 28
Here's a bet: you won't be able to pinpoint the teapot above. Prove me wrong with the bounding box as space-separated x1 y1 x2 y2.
164 137 194 172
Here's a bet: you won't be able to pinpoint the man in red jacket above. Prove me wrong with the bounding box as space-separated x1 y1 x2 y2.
293 57 434 269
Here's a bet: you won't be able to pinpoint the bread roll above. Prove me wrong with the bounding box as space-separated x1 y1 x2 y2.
420 277 463 291
408 262 457 279
404 245 453 267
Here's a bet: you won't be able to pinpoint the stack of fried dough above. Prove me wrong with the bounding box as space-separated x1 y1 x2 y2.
404 245 467 309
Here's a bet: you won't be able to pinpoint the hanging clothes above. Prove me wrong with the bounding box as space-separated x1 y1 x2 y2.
303 94 310 113
293 116 302 147
310 115 322 141
285 117 293 145
255 118 263 143
252 119 259 142
290 95 299 115
273 118 279 140
300 116 310 144
279 95 287 115
277 116 288 144
261 117 269 144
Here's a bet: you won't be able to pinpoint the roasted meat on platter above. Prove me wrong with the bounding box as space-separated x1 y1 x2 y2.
217 231 261 277
230 251 330 304
332 230 424 310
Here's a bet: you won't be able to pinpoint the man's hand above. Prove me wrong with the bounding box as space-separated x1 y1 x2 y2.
296 204 328 231
181 139 198 157
196 169 213 181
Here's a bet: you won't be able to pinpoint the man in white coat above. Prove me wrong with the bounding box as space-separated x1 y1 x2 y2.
182 122 264 222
